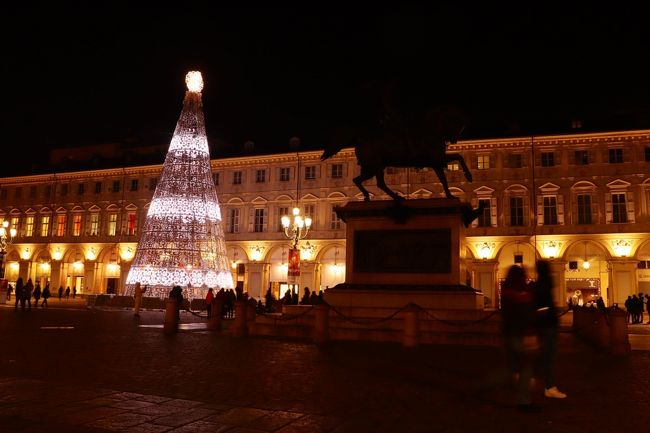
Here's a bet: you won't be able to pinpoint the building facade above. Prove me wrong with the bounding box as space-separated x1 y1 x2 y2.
1 129 649 307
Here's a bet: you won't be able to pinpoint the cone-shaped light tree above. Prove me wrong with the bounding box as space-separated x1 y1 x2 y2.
125 71 234 298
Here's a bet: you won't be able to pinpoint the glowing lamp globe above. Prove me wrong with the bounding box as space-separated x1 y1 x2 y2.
185 71 204 92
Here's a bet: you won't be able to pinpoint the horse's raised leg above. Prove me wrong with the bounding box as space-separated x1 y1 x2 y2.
376 170 404 201
353 168 375 201
447 153 472 183
434 167 454 199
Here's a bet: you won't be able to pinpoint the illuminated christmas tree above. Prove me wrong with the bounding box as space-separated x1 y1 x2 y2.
125 71 233 298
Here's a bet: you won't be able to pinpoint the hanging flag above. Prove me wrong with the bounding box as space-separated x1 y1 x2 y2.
288 248 301 277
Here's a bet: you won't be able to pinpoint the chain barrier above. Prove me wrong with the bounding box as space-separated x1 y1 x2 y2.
325 302 409 325
412 304 501 327
256 305 315 321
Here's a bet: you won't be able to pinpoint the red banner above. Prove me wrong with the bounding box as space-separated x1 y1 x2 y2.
288 248 300 277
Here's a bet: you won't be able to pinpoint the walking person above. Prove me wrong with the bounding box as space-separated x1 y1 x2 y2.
133 282 146 317
533 260 567 399
33 283 41 308
14 277 24 311
205 288 214 319
24 278 34 311
41 283 50 308
65 286 70 299
58 286 63 301
72 286 77 299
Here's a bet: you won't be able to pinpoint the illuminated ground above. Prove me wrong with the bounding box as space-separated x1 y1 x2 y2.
0 303 648 433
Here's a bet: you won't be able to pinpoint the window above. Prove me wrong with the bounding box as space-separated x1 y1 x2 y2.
447 161 459 171
541 152 555 167
226 208 240 233
40 216 50 237
130 179 139 192
575 150 589 165
509 197 524 226
90 213 100 236
303 204 315 219
477 198 491 227
25 216 35 237
331 164 343 178
95 182 102 194
44 185 51 198
233 171 242 185
612 193 627 223
56 215 66 237
112 180 121 193
543 196 558 225
253 208 266 233
149 178 157 191
76 183 84 195
577 194 592 225
507 154 523 168
108 213 118 236
609 148 623 164
0 189 6 200
213 173 219 185
14 187 22 199
645 147 650 162
256 169 266 183
60 184 68 196
127 212 137 235
73 214 82 236
30 186 37 198
305 166 316 180
330 205 342 230
10 217 19 233
280 167 290 182
278 206 289 231
477 155 490 170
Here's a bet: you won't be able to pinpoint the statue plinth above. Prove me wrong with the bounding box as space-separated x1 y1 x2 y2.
325 198 483 310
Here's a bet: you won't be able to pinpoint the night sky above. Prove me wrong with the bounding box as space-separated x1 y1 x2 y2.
4 4 650 172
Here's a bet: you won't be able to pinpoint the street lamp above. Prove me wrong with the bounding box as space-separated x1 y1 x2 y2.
281 207 312 249
0 221 17 279
281 207 312 280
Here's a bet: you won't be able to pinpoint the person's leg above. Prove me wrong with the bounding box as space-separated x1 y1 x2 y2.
541 328 558 389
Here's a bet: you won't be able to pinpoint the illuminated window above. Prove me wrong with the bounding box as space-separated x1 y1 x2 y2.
609 148 623 164
10 217 19 234
541 152 555 167
25 216 35 237
73 214 82 236
477 155 490 170
612 193 627 223
90 213 100 236
280 167 290 182
577 194 592 225
253 208 266 233
331 164 343 178
40 215 50 237
543 196 558 225
56 215 66 236
330 205 342 230
278 206 289 231
127 212 137 235
108 213 118 236
226 208 240 234
447 161 460 171
233 171 242 185
305 166 316 180
509 197 524 226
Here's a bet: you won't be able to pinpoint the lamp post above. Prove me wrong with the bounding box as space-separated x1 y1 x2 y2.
0 221 17 280
281 207 312 281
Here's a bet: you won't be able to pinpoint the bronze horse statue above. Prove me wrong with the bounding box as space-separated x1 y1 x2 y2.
321 110 472 201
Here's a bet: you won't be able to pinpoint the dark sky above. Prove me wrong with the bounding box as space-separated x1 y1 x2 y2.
4 4 650 167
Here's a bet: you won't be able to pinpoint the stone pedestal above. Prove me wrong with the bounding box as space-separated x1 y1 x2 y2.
324 199 483 310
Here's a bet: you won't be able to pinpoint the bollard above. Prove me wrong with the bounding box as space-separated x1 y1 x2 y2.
312 304 330 345
164 299 179 334
402 305 419 348
608 308 631 355
232 300 248 337
208 299 223 331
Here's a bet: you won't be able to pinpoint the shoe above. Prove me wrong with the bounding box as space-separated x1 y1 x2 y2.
516 403 541 413
544 387 567 399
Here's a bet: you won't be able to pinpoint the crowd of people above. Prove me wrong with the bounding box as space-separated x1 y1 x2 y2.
624 293 649 324
7 277 76 311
